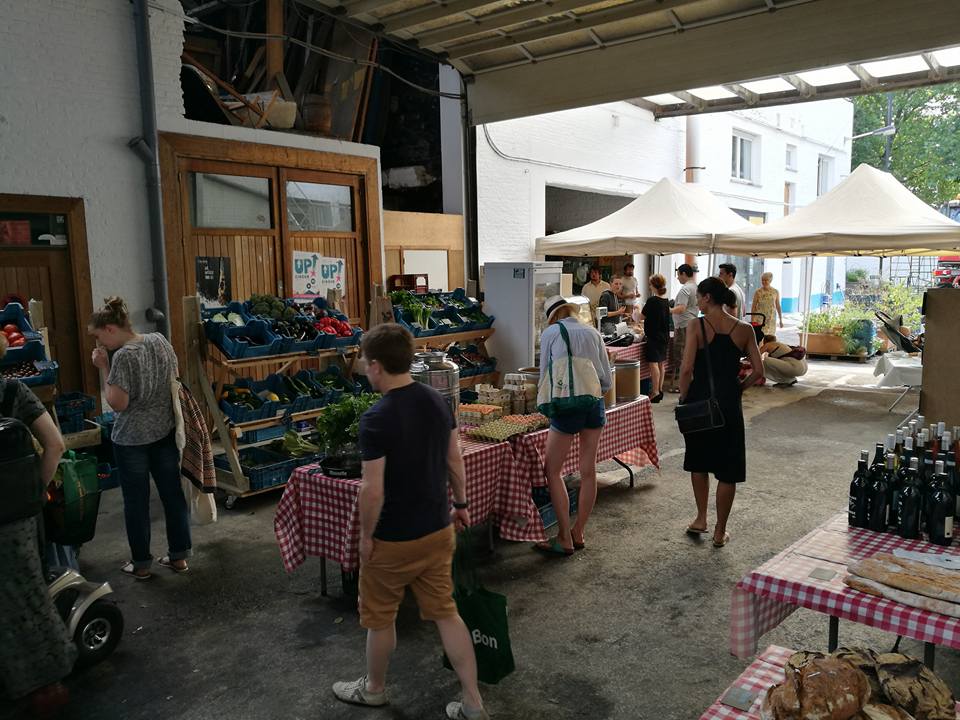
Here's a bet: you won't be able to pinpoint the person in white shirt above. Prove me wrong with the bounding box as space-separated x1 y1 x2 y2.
579 266 611 320
620 263 639 321
718 263 745 319
667 263 698 392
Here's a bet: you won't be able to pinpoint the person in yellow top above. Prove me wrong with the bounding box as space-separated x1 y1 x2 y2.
750 272 784 335
579 266 610 321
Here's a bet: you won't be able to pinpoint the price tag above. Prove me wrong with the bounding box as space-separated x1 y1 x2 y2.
720 687 758 711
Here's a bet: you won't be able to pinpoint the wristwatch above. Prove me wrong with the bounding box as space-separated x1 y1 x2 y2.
452 500 469 509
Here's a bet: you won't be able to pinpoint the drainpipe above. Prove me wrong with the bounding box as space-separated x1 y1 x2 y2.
130 0 170 337
684 115 704 270
460 81 480 287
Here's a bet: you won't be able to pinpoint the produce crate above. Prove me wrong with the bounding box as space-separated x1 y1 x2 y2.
1 302 45 363
0 340 57 386
218 382 283 424
63 420 102 450
440 289 481 312
214 447 297 490
55 392 96 418
332 328 363 349
97 463 120 491
216 320 282 359
532 486 580 531
58 412 87 435
237 423 288 444
202 302 252 345
395 308 442 337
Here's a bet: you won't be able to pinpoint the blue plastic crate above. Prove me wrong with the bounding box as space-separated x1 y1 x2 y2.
55 392 96 418
533 486 579 531
218 382 283 424
394 308 442 337
202 302 253 345
237 423 288 444
1 303 45 363
21 360 58 387
96 463 119 491
216 319 282 359
214 447 297 490
1 341 56 386
58 412 87 435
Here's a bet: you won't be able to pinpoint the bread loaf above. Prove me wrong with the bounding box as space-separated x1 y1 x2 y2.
834 648 883 703
875 655 954 720
848 554 960 605
857 703 916 720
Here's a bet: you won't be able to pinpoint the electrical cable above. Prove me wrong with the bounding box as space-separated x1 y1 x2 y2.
152 2 463 99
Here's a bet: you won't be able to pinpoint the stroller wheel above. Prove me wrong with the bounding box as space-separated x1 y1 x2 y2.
73 599 123 669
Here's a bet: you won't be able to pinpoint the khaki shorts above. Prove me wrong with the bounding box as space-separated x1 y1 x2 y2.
359 525 457 630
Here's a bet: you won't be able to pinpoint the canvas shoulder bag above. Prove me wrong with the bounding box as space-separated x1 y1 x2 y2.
536 321 602 418
674 317 726 434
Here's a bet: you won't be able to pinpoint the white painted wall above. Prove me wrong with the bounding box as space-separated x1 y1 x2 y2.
476 102 685 265
0 0 381 330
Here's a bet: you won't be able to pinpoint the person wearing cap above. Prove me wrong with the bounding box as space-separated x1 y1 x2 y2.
620 263 639 321
667 263 698 392
535 296 612 557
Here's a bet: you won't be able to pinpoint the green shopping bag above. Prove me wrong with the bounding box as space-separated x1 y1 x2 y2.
44 451 101 546
443 529 516 685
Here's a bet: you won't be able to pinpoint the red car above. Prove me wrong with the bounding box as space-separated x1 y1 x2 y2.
933 256 960 288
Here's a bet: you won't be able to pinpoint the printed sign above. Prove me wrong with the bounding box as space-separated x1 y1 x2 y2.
195 256 231 309
292 251 346 298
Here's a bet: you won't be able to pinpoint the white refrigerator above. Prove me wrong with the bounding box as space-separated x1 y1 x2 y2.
482 261 564 376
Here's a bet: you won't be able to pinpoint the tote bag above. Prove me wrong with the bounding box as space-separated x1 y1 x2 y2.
45 451 101 546
674 317 726 434
443 529 515 685
536 322 602 418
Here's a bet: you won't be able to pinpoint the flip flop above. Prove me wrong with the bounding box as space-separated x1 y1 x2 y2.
120 562 152 581
158 556 189 574
713 532 731 548
685 525 709 536
571 530 585 551
533 538 574 557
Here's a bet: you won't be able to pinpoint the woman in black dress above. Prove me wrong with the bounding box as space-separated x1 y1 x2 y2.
639 274 670 403
679 277 764 548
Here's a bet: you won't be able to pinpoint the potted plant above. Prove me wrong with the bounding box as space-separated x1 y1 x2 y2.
314 393 380 478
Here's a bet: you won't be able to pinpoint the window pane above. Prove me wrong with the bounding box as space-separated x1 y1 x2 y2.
189 172 272 229
0 212 69 246
286 181 354 232
741 139 752 180
731 137 738 176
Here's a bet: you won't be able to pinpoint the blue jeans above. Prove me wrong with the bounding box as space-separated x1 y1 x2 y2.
114 431 191 570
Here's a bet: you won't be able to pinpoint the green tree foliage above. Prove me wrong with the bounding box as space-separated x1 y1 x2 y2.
852 84 960 206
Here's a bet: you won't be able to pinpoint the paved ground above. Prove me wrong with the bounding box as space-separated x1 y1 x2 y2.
1 365 937 720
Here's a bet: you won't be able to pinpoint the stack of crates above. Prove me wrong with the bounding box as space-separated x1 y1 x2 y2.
54 392 96 435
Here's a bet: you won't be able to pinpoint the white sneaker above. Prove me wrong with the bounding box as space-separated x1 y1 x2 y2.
332 676 388 707
446 701 490 719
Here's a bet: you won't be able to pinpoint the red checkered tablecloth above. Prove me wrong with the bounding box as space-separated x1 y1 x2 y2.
497 398 660 543
606 339 676 380
730 511 960 659
274 437 514 573
700 645 793 720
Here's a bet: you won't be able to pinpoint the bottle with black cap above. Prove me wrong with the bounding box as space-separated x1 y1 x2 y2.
867 453 891 533
926 460 954 547
897 457 922 540
848 450 870 529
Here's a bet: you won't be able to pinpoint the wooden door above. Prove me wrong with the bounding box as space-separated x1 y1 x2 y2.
0 247 83 391
179 159 283 303
279 169 367 324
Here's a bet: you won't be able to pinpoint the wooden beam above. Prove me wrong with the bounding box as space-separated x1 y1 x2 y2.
266 0 285 87
419 0 697 52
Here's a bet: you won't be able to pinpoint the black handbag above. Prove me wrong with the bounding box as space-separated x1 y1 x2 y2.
674 318 726 434
0 382 45 525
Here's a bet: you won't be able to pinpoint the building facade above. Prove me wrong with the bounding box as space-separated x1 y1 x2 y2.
476 98 854 313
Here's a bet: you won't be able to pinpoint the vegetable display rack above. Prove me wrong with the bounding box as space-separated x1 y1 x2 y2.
182 297 359 509
410 327 500 389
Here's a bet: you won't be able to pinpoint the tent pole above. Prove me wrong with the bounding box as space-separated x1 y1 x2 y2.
801 256 814 347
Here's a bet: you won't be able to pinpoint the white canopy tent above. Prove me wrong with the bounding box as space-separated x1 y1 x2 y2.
535 177 750 257
714 164 960 258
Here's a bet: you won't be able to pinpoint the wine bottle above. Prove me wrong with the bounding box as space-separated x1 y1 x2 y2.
899 435 915 474
871 442 886 470
849 450 870 529
917 415 926 429
867 454 891 533
885 454 900 532
930 425 941 457
894 429 905 464
897 457 922 540
927 461 954 547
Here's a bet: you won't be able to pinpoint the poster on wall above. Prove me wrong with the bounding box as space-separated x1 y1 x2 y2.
292 251 346 300
195 256 231 308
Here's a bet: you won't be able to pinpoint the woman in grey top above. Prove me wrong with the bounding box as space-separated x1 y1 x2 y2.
89 297 190 579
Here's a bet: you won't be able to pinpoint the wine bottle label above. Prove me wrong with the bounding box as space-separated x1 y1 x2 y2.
946 517 954 537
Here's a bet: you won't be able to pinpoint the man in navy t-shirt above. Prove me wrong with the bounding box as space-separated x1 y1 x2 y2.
333 324 488 720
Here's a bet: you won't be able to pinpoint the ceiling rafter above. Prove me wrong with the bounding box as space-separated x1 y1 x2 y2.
379 0 504 33
723 82 759 105
440 0 702 59
847 63 879 89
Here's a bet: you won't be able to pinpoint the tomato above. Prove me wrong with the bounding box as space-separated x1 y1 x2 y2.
2 324 17 334
7 332 23 343
11 337 26 347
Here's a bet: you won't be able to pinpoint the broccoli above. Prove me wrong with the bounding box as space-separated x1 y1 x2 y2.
283 306 296 321
251 302 270 317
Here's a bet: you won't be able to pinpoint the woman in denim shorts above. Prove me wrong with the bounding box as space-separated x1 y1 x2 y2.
535 297 613 557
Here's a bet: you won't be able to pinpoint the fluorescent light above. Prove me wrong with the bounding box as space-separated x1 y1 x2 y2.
686 85 737 101
741 78 797 94
932 46 960 67
643 93 684 105
860 56 929 77
795 65 859 86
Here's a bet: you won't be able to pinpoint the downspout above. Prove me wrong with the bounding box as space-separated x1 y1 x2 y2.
130 0 170 337
461 82 480 286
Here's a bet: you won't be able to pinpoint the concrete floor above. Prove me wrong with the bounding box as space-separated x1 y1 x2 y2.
2 367 939 720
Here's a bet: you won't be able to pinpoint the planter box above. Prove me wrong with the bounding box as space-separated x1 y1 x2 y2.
805 332 847 355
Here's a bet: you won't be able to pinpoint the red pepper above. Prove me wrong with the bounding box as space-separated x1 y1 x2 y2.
322 327 337 335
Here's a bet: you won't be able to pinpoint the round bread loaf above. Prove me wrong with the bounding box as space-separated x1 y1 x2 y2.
876 654 954 720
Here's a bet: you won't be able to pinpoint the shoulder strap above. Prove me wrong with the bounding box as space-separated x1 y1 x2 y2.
1 381 18 418
699 317 718 402
556 321 577 394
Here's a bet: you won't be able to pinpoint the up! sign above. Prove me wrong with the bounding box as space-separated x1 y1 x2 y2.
292 251 346 298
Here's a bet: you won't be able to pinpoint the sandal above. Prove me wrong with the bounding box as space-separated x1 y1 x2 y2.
533 538 574 557
120 562 152 580
158 556 189 574
713 532 731 548
571 528 585 551
685 524 709 536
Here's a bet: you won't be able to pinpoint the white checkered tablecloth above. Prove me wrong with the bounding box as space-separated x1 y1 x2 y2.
497 398 660 543
730 511 960 659
700 645 793 720
273 437 513 573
